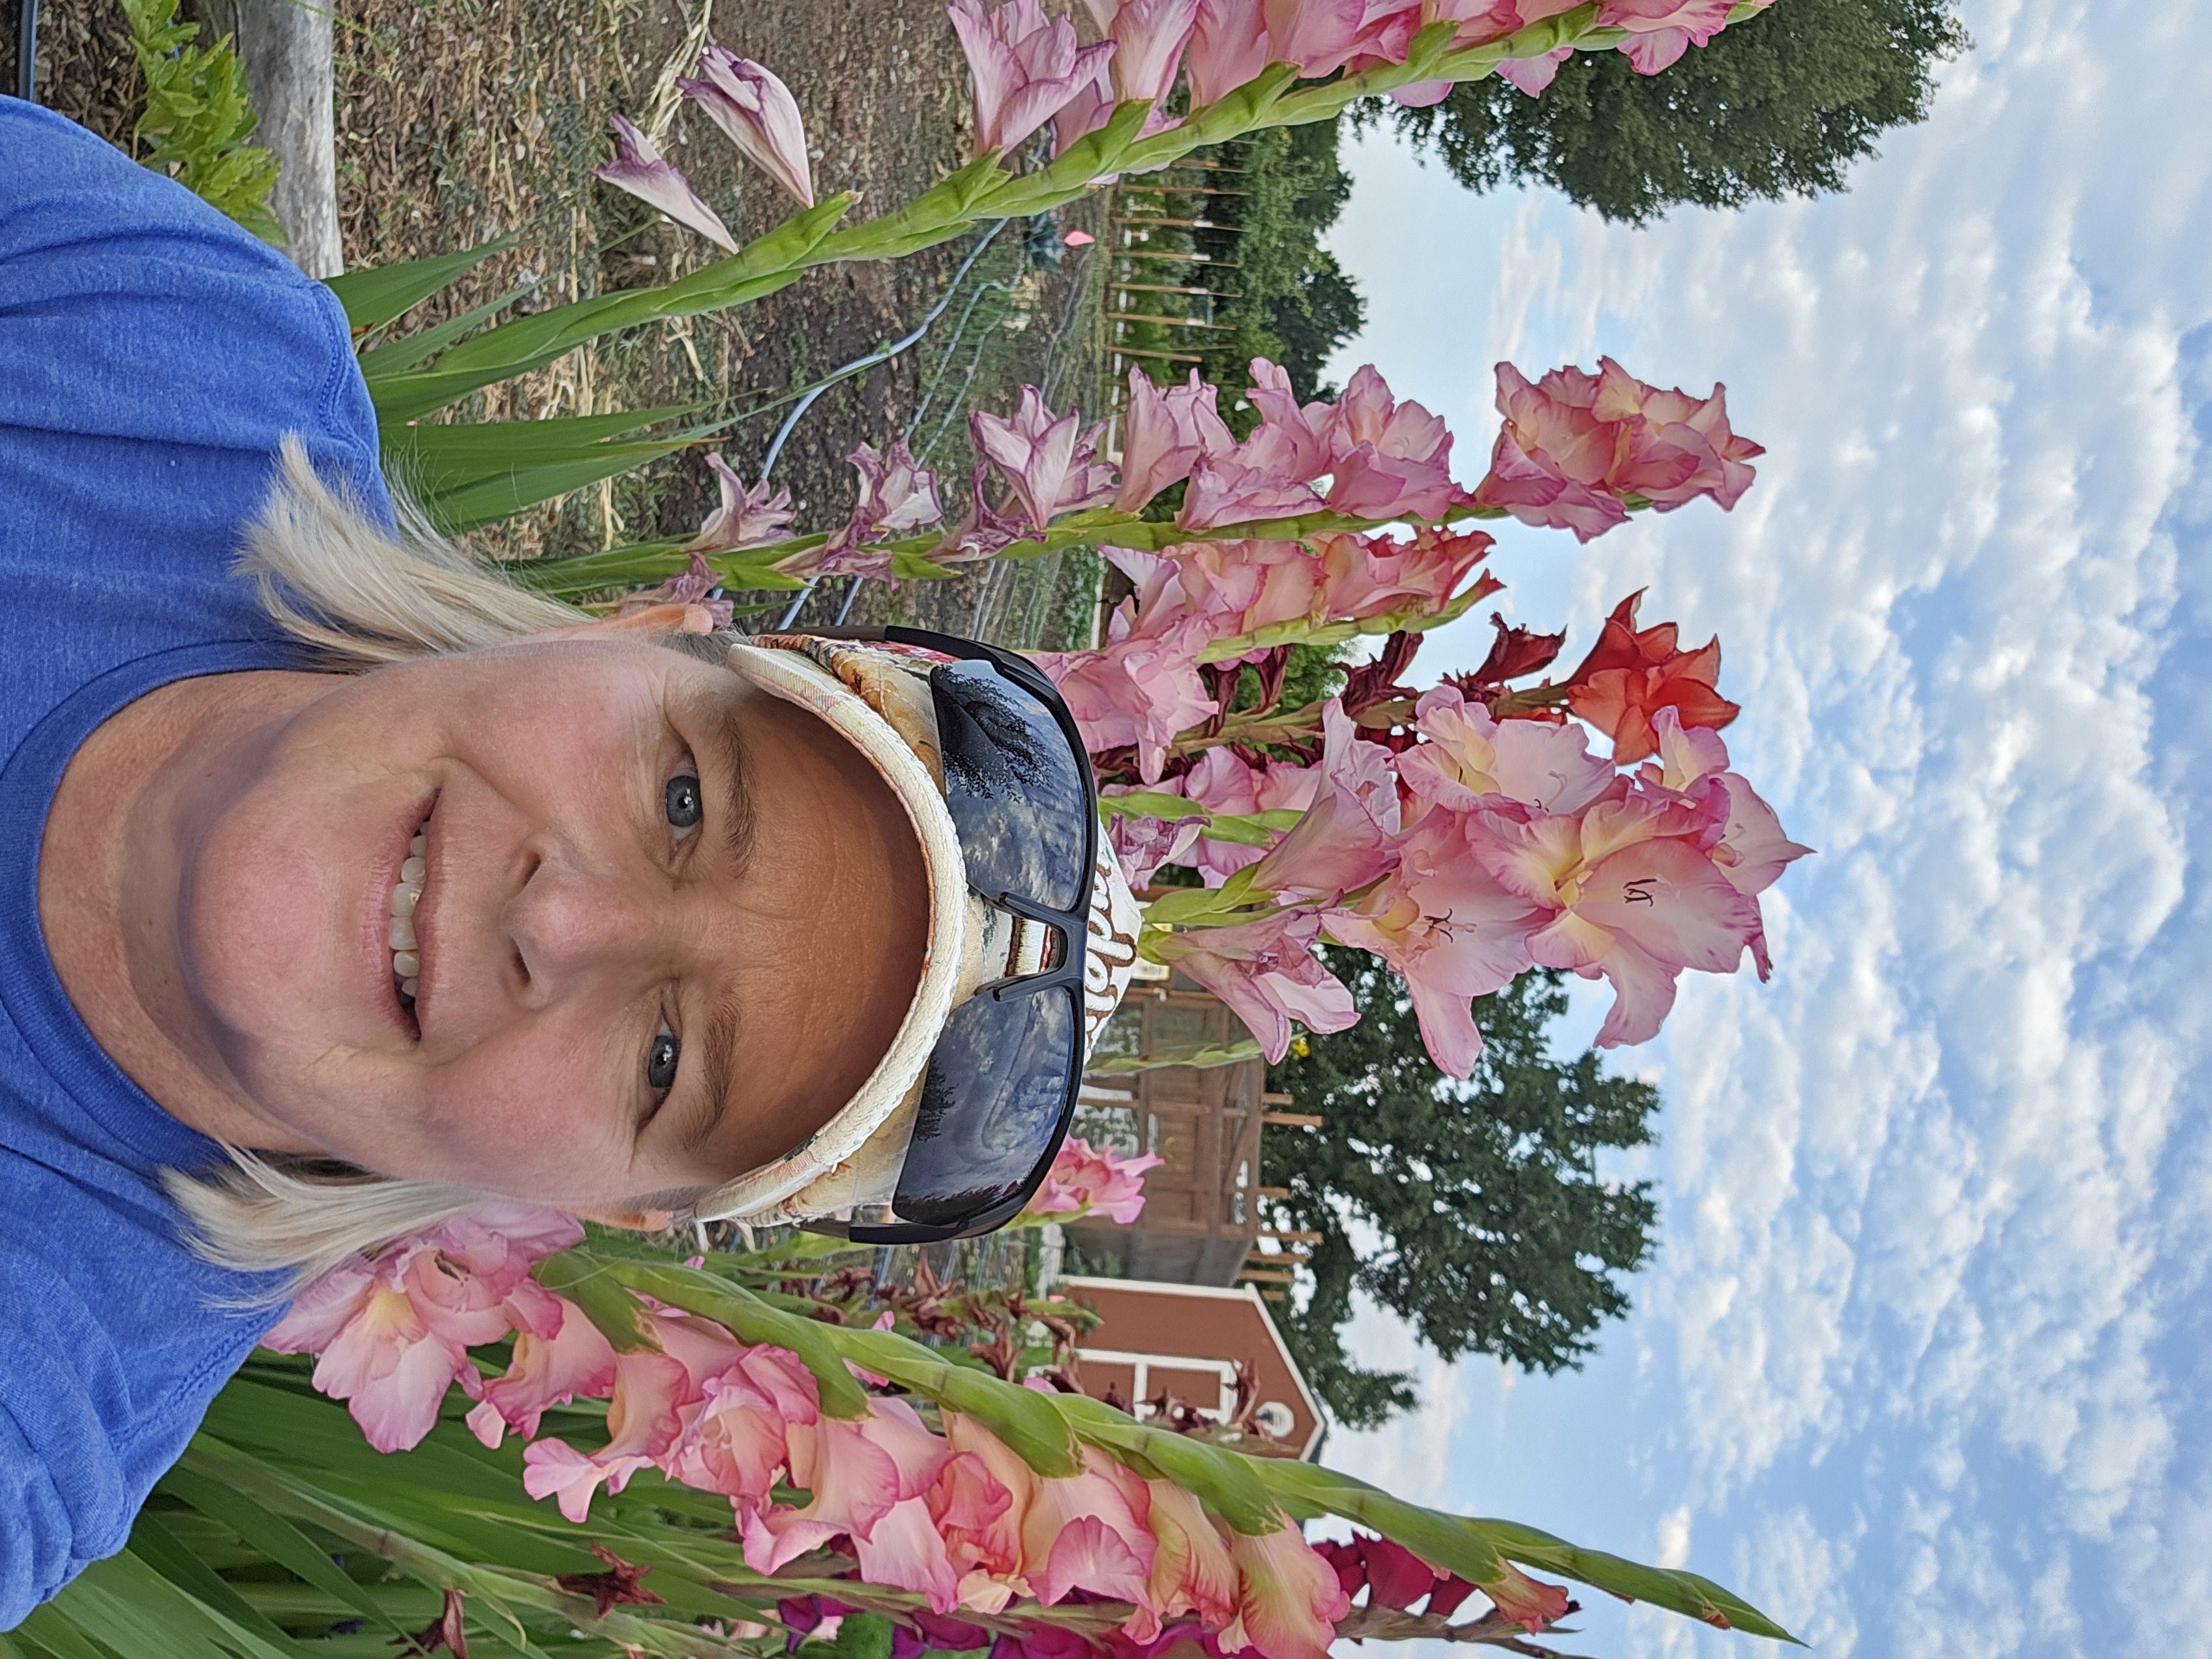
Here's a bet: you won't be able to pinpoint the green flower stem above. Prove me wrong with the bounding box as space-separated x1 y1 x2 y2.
541 1254 1795 1642
380 10 1644 429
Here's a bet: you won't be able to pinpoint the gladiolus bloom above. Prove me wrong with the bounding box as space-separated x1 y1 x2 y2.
1117 367 1234 511
972 385 1118 533
1186 0 1272 104
522 1349 691 1521
1150 906 1358 1063
1473 792 1761 1047
1476 359 1763 542
1564 590 1741 762
689 454 796 554
1600 0 1739 74
593 114 737 252
949 0 1118 157
789 440 946 578
1220 1522 1351 1659
1397 684 1617 817
1034 612 1217 783
678 47 816 208
1019 1135 1164 1223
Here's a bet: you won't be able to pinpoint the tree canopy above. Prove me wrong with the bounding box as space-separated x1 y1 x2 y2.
1263 957 1662 1428
1388 0 1969 224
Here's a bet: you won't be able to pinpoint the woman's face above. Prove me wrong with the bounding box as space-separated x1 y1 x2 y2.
168 634 931 1210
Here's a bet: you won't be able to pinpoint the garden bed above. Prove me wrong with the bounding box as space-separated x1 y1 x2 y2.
30 0 1109 645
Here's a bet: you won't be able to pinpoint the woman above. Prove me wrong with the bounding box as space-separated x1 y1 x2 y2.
0 97 1138 1624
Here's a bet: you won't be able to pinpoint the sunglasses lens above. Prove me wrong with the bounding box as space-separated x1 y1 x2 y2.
931 659 1091 914
890 983 1079 1231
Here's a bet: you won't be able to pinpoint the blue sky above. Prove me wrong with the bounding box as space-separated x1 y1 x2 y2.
1307 4 2212 1655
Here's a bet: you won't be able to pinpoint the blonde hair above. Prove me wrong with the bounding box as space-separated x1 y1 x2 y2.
166 437 681 1289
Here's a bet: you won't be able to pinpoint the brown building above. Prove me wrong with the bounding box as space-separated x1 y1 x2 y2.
1061 1276 1325 1460
1066 981 1267 1285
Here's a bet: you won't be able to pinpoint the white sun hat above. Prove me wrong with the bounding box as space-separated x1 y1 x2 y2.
691 633 1141 1229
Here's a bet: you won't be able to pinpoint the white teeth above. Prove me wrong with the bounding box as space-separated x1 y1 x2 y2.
390 818 431 1012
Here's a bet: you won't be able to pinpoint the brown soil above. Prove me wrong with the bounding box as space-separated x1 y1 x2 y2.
27 0 1107 645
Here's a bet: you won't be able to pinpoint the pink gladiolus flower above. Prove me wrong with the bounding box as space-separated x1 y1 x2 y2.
1564 590 1741 763
677 47 816 209
594 114 737 252
1263 0 1423 80
264 1204 582 1453
791 439 946 579
612 549 736 631
1034 613 1216 783
972 385 1119 533
1149 906 1358 1063
1481 1564 1574 1631
1311 524 1499 631
1600 0 1739 74
1397 684 1617 817
1086 0 1203 110
1220 1523 1352 1659
1144 1480 1239 1627
522 1349 691 1521
939 1412 1037 1590
1118 367 1235 511
1245 701 1400 904
1021 1448 1159 1614
1321 363 1461 521
263 1255 470 1454
1186 0 1272 104
1105 782 1206 887
949 0 1118 157
473 1294 619 1444
1021 1135 1165 1224
1476 359 1763 543
1473 791 1761 1047
1324 807 1544 1077
690 454 796 554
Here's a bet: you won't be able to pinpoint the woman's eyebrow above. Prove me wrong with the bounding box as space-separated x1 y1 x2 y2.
708 710 757 869
683 988 744 1161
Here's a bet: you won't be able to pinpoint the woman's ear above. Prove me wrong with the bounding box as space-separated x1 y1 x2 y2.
537 603 721 641
578 1205 679 1232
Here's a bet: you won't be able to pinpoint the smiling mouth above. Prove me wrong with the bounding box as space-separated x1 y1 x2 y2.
387 801 433 1016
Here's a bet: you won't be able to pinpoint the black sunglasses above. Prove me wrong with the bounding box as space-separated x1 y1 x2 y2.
797 625 1100 1245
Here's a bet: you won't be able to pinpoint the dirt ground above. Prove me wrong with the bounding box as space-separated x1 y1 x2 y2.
27 0 1108 646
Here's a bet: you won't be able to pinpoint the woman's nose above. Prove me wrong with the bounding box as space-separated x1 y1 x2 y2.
501 851 665 1002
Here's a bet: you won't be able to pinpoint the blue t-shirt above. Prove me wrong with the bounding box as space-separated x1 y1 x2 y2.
0 98 398 1625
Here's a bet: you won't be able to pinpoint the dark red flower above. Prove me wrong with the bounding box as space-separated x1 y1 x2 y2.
395 1589 469 1658
556 1544 665 1620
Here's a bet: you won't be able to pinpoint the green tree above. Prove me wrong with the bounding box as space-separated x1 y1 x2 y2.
1263 955 1660 1428
1388 0 1969 224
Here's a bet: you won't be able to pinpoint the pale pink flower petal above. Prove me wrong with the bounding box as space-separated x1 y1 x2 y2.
1150 908 1359 1063
972 385 1118 531
1118 366 1235 511
1186 0 1272 104
678 47 816 208
1221 1523 1351 1659
948 0 1120 156
691 454 796 554
594 114 737 252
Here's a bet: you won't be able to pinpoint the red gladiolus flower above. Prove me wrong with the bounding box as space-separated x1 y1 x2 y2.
1564 591 1741 762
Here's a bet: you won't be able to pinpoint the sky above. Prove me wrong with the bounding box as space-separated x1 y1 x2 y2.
1308 3 2212 1656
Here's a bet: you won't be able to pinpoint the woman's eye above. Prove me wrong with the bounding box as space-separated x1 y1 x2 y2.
665 771 702 833
647 1023 681 1098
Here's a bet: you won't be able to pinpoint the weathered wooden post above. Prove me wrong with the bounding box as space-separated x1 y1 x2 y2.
190 0 340 277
